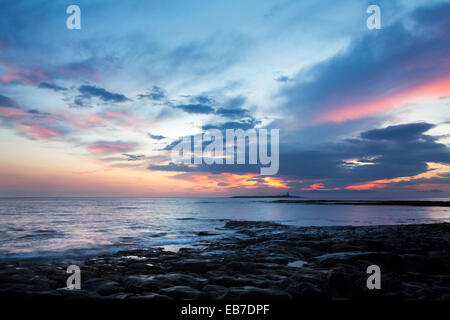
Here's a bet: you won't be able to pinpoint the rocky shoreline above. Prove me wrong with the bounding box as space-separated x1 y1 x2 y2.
270 199 450 206
0 221 449 300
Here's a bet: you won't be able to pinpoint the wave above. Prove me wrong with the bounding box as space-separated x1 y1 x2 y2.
138 237 199 247
0 245 123 263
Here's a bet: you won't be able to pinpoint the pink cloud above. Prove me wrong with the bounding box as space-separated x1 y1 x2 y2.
316 75 450 124
0 59 103 87
0 107 29 118
87 141 138 154
19 123 63 141
0 61 47 85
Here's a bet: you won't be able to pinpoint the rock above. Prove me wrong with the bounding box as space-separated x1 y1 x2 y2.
202 284 228 296
220 286 291 300
314 251 375 264
208 275 263 287
287 260 307 268
423 257 449 274
168 259 220 273
127 261 163 272
313 252 405 273
226 261 244 271
284 281 323 299
197 231 218 236
83 278 123 296
128 293 173 301
159 286 200 299
327 270 355 293
252 255 291 265
0 221 448 300
402 282 427 298
104 292 132 300
123 275 163 293
0 283 36 295
297 247 313 257
55 287 93 299
153 273 205 288
401 254 428 273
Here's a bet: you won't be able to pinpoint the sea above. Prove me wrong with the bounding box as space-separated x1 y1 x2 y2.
0 197 449 262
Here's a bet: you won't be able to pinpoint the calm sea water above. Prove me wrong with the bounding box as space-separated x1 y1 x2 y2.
0 197 449 262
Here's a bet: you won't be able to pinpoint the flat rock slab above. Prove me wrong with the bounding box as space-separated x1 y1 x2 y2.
0 221 449 300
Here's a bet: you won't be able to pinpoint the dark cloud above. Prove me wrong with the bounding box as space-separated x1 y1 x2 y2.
138 86 166 101
360 123 434 141
160 138 182 151
149 122 450 191
193 95 215 105
148 133 166 140
38 82 67 92
277 123 449 184
204 118 259 131
0 95 19 108
27 109 51 116
215 107 249 119
78 85 128 103
178 95 250 118
175 104 215 114
71 96 90 108
122 153 145 161
225 96 246 109
412 2 450 32
278 3 450 121
274 75 289 83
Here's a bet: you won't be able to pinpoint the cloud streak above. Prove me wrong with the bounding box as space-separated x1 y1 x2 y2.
87 141 138 154
78 85 128 103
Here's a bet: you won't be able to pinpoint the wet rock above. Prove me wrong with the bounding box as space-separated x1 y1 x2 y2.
0 283 36 295
220 286 291 300
83 278 123 296
327 269 355 293
128 293 173 301
203 284 228 295
197 231 218 236
423 257 449 274
193 284 226 299
104 292 133 300
208 275 265 287
0 268 35 284
401 254 429 273
297 247 313 257
153 273 205 288
159 286 200 299
284 281 324 299
127 261 163 272
402 282 428 298
0 221 448 300
123 275 163 293
169 259 220 273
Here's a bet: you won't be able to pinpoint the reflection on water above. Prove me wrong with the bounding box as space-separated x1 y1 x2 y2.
0 197 449 260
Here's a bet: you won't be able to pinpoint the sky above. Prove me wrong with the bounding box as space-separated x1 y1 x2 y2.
0 0 449 198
